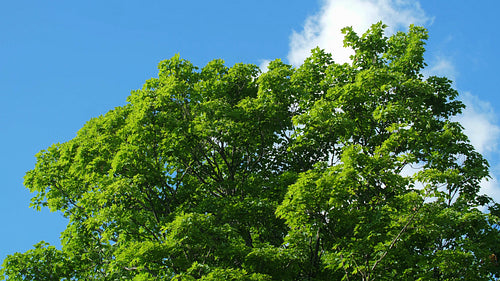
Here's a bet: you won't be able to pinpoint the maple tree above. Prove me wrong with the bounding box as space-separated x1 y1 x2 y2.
2 22 499 280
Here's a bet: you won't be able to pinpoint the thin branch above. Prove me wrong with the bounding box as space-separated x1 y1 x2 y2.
339 252 351 281
370 202 423 272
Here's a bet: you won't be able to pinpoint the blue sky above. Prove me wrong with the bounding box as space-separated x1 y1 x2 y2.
1 0 499 262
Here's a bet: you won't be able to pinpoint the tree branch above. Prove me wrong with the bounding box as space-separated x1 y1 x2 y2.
370 202 423 273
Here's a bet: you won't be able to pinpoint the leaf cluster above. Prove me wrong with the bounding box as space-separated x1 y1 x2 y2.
2 22 499 280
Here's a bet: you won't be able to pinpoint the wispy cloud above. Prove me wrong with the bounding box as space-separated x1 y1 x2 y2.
426 58 500 204
424 57 499 158
455 92 500 203
457 92 500 156
258 59 271 73
287 0 428 66
423 56 457 82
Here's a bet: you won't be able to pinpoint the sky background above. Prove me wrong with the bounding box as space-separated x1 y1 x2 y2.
1 0 499 263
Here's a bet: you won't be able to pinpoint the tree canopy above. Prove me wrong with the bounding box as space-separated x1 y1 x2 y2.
2 22 499 280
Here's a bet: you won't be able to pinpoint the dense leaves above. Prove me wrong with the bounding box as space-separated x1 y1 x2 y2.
2 22 499 280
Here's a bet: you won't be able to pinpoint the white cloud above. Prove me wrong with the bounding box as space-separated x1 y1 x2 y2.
479 176 500 209
425 57 499 157
288 0 429 66
423 56 457 82
457 92 500 155
428 61 500 204
416 58 500 204
259 59 271 73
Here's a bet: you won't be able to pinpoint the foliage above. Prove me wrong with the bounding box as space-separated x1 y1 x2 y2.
2 22 499 280
0 242 77 280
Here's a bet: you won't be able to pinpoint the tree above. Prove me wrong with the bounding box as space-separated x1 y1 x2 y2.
2 22 499 280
